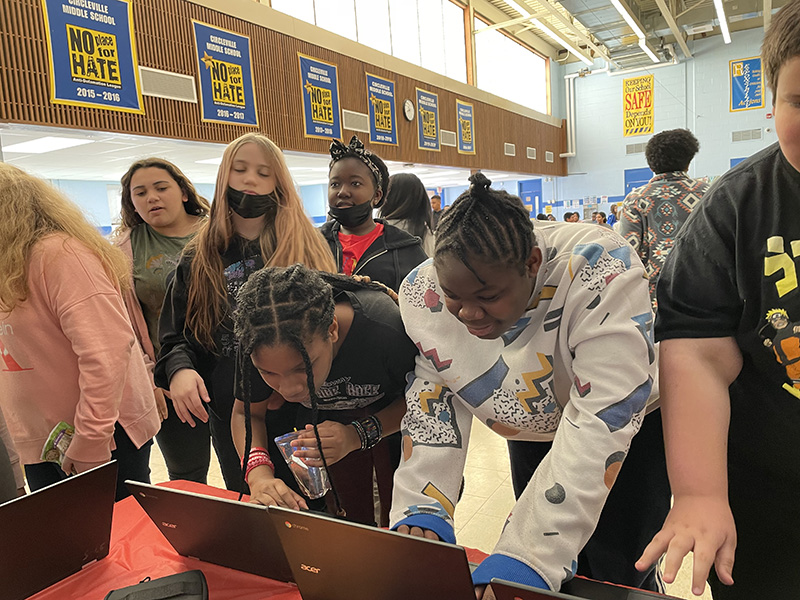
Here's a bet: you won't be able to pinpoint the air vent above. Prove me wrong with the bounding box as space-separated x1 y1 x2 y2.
685 23 714 35
732 128 763 142
139 67 197 103
342 110 370 133
526 147 536 160
545 151 554 163
504 143 516 156
626 142 647 154
440 129 457 147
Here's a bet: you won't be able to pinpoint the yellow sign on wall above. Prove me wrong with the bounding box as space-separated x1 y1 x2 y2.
623 74 654 137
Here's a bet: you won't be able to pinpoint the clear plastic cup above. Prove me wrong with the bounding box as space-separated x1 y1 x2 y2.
274 430 331 499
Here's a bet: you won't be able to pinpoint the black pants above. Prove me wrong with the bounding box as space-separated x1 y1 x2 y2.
508 410 670 591
0 434 18 503
24 423 152 501
155 396 211 483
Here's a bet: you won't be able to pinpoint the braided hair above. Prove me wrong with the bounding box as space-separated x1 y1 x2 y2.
233 263 396 514
435 172 537 283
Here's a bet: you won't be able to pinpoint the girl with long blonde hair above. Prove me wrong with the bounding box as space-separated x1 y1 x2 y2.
155 132 335 490
0 163 160 499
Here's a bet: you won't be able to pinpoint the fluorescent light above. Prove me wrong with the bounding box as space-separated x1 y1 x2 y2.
533 18 594 66
504 0 530 16
2 136 93 154
195 157 222 165
713 0 731 43
638 38 660 63
609 0 645 38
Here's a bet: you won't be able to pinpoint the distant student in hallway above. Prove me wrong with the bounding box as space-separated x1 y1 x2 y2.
637 4 800 599
391 173 669 596
379 172 436 257
321 136 427 293
619 128 709 311
155 133 336 491
0 164 160 500
430 193 443 230
114 158 210 483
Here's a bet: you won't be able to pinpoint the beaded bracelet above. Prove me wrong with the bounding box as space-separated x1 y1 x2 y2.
243 447 274 483
351 415 382 451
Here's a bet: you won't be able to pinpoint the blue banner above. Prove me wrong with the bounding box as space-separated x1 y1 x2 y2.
299 54 341 139
456 99 475 155
193 21 258 126
41 0 143 113
366 73 397 146
730 56 764 112
416 88 440 151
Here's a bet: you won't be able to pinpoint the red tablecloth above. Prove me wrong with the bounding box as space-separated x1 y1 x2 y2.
29 481 489 600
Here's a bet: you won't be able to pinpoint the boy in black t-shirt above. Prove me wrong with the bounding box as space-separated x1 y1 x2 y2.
636 4 800 599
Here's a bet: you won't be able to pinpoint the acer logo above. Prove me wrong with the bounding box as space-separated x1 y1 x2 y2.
161 522 177 529
300 564 320 574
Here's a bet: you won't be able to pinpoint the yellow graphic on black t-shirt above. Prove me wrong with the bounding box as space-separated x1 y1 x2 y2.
764 235 800 297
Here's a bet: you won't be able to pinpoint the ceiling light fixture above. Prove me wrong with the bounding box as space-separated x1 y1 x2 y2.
638 38 660 63
608 0 646 38
713 0 731 43
532 18 594 66
2 136 94 154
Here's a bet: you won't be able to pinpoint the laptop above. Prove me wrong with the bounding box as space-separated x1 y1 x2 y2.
126 481 294 582
491 578 682 600
269 505 476 600
0 460 117 600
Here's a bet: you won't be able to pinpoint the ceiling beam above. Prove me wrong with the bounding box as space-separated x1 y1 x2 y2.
654 0 693 57
475 13 538 33
764 0 772 29
535 0 616 65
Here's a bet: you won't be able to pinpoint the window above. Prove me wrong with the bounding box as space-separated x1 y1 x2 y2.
271 0 314 25
314 0 357 41
355 0 391 55
474 17 548 113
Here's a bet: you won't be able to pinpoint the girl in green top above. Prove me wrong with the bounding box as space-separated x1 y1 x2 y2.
114 158 210 482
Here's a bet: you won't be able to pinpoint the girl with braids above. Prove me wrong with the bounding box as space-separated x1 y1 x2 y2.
320 135 427 292
0 164 160 500
114 158 210 483
391 173 669 596
155 133 336 491
231 264 417 526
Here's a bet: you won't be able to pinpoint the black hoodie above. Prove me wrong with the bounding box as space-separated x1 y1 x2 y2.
320 218 427 292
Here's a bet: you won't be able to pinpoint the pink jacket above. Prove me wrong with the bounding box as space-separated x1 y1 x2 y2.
0 235 160 465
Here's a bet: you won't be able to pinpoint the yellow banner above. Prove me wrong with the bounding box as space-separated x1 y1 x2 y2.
421 107 437 139
623 74 654 137
305 81 333 124
371 94 392 132
66 24 121 87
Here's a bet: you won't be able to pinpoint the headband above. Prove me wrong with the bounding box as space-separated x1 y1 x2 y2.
329 136 383 190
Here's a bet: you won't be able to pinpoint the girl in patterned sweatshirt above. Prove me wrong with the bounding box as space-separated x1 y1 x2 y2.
390 173 669 596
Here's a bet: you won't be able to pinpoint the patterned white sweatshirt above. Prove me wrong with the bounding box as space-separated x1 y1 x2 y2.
390 221 658 591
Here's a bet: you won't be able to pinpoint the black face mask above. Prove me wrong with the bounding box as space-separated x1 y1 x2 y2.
227 186 279 220
328 201 374 229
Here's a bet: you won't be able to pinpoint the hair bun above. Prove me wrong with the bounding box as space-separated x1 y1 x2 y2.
468 172 492 190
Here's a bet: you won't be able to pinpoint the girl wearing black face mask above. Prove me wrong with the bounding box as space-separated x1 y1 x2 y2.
320 136 427 293
155 133 336 491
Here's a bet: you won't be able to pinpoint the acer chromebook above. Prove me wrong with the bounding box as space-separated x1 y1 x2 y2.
491 578 681 600
269 505 476 600
126 481 294 582
0 460 117 600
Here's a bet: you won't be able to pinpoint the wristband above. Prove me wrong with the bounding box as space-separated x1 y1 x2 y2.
243 447 274 484
351 415 382 451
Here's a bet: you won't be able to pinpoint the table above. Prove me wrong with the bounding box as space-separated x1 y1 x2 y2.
29 481 490 600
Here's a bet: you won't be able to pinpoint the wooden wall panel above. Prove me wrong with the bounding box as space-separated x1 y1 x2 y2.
0 0 566 176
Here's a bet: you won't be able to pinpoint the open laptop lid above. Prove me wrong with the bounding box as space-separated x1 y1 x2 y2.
491 578 682 600
269 505 476 600
0 460 117 600
126 481 293 582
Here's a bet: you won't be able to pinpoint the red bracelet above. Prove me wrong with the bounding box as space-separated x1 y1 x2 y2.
244 447 274 484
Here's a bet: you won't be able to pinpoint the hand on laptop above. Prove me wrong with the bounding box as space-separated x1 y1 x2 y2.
291 422 361 465
474 584 496 600
248 469 309 511
396 524 441 541
168 368 211 427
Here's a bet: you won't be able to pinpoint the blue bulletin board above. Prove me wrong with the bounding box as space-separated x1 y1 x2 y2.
299 54 342 140
41 0 143 113
193 21 258 126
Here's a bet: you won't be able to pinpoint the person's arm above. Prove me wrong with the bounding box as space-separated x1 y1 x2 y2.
618 196 647 265
292 393 407 464
636 337 741 595
155 261 211 427
231 396 308 510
